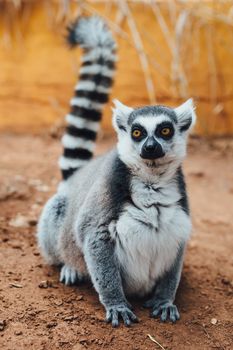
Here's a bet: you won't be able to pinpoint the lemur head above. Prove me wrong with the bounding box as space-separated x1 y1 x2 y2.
112 99 196 176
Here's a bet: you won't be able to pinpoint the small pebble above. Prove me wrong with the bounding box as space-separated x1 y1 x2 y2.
46 322 57 328
9 214 29 228
211 318 217 325
0 320 6 331
15 330 23 336
28 219 37 226
38 280 53 289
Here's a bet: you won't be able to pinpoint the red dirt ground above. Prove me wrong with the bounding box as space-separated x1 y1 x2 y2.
0 134 232 350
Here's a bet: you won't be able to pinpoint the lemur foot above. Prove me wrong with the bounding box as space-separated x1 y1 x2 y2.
105 303 139 327
144 299 180 323
60 265 84 285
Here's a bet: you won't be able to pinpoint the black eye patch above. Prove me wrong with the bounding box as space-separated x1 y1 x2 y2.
131 124 147 142
155 122 174 140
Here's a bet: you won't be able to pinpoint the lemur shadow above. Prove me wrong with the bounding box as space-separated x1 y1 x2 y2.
125 265 202 317
176 267 200 313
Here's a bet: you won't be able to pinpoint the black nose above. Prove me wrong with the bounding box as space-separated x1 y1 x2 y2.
141 137 165 159
144 142 155 152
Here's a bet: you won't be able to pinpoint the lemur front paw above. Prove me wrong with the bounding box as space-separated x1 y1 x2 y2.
105 304 139 327
144 299 180 323
60 265 84 285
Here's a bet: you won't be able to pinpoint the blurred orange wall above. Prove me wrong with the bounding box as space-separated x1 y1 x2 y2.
0 1 232 136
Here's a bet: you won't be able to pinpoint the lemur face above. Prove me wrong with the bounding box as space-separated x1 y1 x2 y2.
130 114 175 161
112 99 196 171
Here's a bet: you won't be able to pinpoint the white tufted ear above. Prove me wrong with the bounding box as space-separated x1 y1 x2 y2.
112 99 134 132
174 98 196 132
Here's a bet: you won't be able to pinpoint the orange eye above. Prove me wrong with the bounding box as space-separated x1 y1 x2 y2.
132 129 142 138
161 127 171 136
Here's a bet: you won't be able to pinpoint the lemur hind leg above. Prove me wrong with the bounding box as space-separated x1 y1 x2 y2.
37 194 67 266
144 244 185 323
38 194 87 284
58 235 89 286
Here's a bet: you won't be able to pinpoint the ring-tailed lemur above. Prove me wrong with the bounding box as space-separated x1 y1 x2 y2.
38 16 196 327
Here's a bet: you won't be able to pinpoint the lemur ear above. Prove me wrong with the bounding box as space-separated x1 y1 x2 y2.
112 99 134 132
174 99 196 132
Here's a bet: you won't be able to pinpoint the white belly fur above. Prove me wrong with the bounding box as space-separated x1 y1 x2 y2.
110 179 192 297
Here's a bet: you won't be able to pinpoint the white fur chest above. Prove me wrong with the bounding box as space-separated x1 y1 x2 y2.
110 177 191 297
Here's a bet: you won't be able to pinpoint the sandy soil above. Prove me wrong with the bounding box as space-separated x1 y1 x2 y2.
0 134 232 350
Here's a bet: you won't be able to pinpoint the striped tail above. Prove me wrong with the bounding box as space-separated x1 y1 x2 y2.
59 16 117 181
